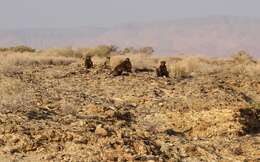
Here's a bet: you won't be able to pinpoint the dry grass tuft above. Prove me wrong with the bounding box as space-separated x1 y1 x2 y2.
0 52 77 75
232 50 257 64
0 77 28 108
43 47 83 58
0 45 36 53
166 56 221 77
0 52 77 66
78 45 117 58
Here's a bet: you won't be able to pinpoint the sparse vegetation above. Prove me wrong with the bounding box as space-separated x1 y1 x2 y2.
139 46 154 55
122 47 136 54
0 45 36 53
0 47 259 161
0 51 77 76
80 45 118 57
232 50 257 64
43 47 83 58
122 46 154 55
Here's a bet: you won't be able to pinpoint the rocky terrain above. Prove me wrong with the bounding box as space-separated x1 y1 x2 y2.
0 51 259 162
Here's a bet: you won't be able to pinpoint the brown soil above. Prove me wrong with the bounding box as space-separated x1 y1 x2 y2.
0 62 259 162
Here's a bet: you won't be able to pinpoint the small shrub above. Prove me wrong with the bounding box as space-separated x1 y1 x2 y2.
232 50 256 64
45 47 83 58
139 46 154 55
122 46 154 55
167 57 221 77
87 45 118 57
122 47 136 54
0 45 36 53
169 63 188 78
0 52 77 72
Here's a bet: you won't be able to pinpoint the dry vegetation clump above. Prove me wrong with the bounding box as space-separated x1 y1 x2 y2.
0 52 77 66
232 50 257 64
138 46 154 55
43 47 83 58
122 47 136 54
0 45 36 53
79 45 118 58
243 63 260 76
228 51 260 77
0 77 29 108
0 52 77 76
165 56 221 77
122 46 154 55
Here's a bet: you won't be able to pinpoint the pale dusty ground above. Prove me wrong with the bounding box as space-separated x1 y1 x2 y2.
0 53 259 162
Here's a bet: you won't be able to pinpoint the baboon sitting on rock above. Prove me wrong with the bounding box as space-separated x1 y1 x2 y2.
85 56 93 69
156 61 169 77
112 58 132 76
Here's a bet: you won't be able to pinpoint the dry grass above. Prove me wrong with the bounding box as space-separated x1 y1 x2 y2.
0 77 27 107
167 57 223 77
0 51 77 74
91 52 260 78
41 47 83 58
0 51 78 108
108 54 224 77
1 48 259 79
0 45 36 53
110 53 158 69
232 50 257 64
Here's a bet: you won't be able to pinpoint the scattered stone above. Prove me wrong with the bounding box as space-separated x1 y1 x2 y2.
3 146 20 154
113 111 134 122
164 129 184 136
133 141 147 155
1 53 259 161
95 125 108 137
159 103 164 107
233 147 243 155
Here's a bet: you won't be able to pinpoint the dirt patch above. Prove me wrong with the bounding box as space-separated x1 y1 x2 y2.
0 57 259 161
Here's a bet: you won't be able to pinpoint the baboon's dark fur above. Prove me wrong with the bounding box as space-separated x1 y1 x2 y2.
85 56 94 69
156 61 169 77
112 58 132 76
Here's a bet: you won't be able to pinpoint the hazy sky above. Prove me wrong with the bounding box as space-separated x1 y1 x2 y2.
1 0 260 29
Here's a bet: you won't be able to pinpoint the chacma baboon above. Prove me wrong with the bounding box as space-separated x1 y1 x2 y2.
85 56 93 69
156 61 169 77
103 56 111 69
112 58 132 76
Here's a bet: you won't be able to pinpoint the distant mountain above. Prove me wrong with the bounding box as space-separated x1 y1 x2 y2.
0 27 108 49
1 16 260 57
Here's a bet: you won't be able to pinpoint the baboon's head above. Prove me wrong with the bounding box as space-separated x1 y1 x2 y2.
125 58 130 62
160 61 166 66
86 55 92 59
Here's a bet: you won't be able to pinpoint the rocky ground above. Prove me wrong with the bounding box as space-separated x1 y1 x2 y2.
0 61 259 162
